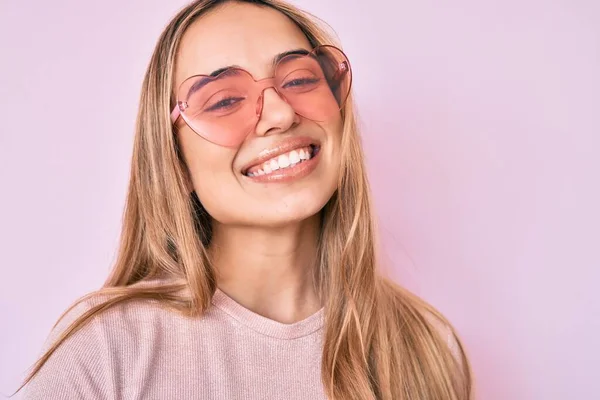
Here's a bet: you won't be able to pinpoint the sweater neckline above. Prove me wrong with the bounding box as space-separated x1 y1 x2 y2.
211 288 324 340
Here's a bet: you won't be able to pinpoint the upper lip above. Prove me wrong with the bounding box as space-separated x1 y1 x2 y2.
241 136 320 174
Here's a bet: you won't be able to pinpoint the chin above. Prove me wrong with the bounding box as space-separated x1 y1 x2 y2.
247 189 334 227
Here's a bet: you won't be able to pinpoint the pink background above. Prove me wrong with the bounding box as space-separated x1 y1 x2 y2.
1 1 599 399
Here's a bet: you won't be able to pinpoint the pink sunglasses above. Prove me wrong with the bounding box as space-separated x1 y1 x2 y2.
170 45 352 147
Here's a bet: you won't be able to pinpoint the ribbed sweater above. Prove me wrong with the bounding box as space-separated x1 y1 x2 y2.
23 286 459 399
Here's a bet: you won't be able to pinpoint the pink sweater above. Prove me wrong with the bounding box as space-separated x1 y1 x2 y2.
24 287 458 399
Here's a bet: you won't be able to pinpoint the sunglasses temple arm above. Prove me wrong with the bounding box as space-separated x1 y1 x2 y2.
332 61 349 82
170 106 181 124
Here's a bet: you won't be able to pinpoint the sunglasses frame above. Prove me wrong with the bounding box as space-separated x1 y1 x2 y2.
170 44 352 147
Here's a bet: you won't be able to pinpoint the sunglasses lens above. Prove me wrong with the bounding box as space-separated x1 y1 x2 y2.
177 69 258 147
275 45 351 122
176 45 351 147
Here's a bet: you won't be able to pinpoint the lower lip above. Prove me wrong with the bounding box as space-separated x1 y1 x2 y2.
244 148 321 183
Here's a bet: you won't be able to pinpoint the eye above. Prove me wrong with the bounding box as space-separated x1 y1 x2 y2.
204 97 245 112
282 77 321 89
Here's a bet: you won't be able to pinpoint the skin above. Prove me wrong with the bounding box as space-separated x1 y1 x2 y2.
173 2 344 323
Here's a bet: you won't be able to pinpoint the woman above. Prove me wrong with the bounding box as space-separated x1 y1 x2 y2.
20 0 472 399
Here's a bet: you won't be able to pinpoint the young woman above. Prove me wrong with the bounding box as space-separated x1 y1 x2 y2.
20 0 472 399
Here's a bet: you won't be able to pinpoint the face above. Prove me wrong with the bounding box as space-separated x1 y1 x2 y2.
173 2 344 228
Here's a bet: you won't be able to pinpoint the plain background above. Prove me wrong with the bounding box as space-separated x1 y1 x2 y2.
1 0 599 399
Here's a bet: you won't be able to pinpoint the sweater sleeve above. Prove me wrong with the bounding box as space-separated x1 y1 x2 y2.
22 300 114 400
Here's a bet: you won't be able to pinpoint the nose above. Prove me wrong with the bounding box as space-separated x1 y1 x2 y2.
254 88 299 137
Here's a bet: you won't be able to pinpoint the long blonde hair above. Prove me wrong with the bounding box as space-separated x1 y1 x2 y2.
19 1 473 398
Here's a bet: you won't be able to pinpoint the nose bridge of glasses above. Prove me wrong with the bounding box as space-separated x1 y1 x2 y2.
254 76 289 117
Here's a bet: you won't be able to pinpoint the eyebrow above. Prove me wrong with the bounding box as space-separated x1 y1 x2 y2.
184 48 312 99
271 48 311 68
211 48 311 76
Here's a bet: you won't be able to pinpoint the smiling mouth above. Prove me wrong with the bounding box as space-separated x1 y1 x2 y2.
244 144 320 177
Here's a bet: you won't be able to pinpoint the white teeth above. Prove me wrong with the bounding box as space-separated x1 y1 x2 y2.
246 146 316 177
269 159 280 171
289 150 300 165
277 154 290 168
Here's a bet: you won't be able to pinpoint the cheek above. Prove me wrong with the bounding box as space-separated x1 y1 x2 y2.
323 113 344 145
178 131 240 221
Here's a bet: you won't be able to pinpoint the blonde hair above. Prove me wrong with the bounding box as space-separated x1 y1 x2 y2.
19 1 473 398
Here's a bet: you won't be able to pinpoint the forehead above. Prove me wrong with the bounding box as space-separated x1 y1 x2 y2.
174 3 312 87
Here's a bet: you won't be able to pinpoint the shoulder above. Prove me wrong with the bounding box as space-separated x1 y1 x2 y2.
381 278 464 362
43 287 175 346
423 310 463 362
23 287 179 399
23 296 112 399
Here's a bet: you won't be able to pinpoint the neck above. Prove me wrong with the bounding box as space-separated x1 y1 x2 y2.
208 214 322 324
